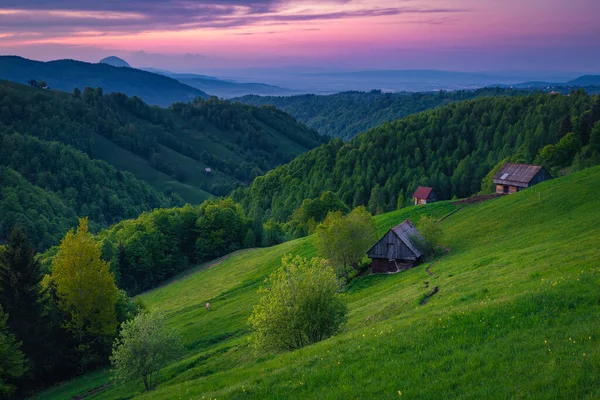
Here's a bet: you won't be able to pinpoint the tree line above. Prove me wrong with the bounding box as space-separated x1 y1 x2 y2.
232 90 600 233
236 87 531 139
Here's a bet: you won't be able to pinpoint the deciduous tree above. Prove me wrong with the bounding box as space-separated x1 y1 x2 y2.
110 311 182 391
248 255 347 353
315 206 378 281
51 218 119 341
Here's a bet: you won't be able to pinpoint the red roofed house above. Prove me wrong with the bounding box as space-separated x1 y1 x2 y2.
492 163 552 194
412 186 438 206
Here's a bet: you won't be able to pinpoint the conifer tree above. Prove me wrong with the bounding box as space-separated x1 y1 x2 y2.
0 228 45 367
0 305 25 398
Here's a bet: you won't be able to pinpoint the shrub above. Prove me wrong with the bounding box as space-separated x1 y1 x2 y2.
110 311 183 391
415 216 443 257
248 255 347 353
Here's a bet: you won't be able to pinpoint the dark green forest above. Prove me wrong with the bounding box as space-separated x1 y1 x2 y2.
0 80 326 248
236 87 532 139
0 133 173 249
232 90 600 236
2 82 600 398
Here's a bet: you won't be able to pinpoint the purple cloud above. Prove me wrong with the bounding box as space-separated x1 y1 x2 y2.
0 0 469 37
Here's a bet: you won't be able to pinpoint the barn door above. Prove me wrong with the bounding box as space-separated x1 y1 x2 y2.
386 240 394 259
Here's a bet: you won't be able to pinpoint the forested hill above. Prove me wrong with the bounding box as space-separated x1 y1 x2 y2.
0 56 207 107
232 90 600 225
235 87 530 139
0 80 327 248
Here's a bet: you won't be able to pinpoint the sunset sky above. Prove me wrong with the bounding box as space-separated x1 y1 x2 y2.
0 0 598 73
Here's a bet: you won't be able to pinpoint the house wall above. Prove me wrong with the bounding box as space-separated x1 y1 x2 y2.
508 185 519 194
367 230 417 260
496 184 505 194
371 258 390 273
370 258 417 274
528 169 552 187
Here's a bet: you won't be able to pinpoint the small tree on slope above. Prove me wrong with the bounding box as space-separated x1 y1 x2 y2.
249 255 347 353
110 311 183 391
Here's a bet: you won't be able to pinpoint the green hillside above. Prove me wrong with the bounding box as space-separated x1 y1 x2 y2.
235 87 530 139
233 90 600 224
0 56 207 107
0 79 327 201
37 166 600 399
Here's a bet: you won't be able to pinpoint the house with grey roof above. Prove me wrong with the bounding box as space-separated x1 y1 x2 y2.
366 219 424 274
493 163 552 194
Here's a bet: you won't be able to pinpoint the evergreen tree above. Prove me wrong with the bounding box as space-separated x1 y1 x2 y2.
0 228 46 377
0 306 25 398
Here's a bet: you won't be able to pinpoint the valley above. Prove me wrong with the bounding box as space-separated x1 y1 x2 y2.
35 167 600 399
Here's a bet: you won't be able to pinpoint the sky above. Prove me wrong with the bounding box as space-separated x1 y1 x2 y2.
0 0 599 73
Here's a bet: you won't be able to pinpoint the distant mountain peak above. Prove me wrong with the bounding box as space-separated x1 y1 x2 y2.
99 56 131 68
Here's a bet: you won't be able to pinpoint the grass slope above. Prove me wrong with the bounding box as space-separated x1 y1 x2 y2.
91 134 212 204
38 167 600 399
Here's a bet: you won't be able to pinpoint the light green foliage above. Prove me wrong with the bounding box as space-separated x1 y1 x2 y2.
415 215 443 257
535 132 582 170
52 218 119 338
248 255 347 353
315 206 378 280
0 306 25 397
285 191 349 238
111 311 183 391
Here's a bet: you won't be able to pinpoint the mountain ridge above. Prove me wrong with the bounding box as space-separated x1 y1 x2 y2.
0 56 208 107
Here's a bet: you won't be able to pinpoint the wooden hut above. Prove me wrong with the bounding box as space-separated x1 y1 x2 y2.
492 163 551 194
412 186 437 206
366 219 424 274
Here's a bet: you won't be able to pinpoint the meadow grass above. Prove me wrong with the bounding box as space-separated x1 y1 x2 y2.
92 134 212 204
35 166 600 399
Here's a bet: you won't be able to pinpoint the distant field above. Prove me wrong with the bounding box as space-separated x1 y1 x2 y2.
36 166 600 399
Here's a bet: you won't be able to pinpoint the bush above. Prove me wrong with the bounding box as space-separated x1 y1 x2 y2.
248 255 347 353
415 216 443 257
315 206 378 281
110 311 183 391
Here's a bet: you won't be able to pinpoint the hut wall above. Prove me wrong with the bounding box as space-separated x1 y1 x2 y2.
367 231 416 260
508 185 519 194
496 184 505 194
528 169 552 187
371 258 390 273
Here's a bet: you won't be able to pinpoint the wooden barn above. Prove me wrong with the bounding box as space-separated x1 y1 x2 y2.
493 163 552 194
412 186 438 206
366 219 424 274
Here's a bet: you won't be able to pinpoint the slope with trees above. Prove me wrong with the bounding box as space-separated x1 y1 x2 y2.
233 90 600 227
235 87 529 139
0 79 326 200
34 166 600 399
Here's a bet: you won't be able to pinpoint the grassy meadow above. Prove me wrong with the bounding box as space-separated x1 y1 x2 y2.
36 166 600 399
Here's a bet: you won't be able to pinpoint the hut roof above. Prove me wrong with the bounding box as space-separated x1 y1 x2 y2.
367 219 424 259
412 186 434 199
391 219 424 258
493 163 543 187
